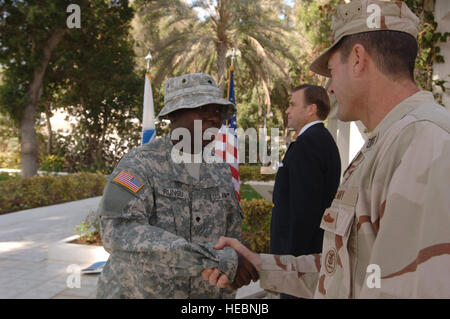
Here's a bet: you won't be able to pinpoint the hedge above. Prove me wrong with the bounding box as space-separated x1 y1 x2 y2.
0 172 107 215
240 198 273 254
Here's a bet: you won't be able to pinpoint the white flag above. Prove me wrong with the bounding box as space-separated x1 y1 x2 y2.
142 73 156 145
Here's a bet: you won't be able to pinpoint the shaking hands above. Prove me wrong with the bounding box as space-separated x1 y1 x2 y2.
202 236 261 290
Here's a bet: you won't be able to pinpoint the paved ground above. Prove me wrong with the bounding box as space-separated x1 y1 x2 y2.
0 182 274 299
245 181 274 201
0 197 102 298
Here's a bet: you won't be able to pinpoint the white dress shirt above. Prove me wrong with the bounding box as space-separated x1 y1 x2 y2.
298 120 323 138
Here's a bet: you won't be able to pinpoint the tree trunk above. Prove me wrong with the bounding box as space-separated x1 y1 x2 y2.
215 0 230 93
95 109 109 170
20 103 39 178
216 41 227 93
262 78 272 116
20 28 66 178
44 102 53 154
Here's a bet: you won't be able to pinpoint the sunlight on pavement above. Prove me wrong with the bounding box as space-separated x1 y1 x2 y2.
0 241 35 253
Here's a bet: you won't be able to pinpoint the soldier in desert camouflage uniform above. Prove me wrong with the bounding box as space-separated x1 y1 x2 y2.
96 73 258 299
203 0 450 298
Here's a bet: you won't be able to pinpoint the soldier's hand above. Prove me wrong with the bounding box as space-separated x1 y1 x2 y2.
202 268 230 288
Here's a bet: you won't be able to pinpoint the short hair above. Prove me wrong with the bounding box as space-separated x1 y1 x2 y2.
292 84 331 120
331 30 418 81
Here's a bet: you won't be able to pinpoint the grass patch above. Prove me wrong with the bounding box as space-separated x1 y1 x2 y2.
241 184 263 200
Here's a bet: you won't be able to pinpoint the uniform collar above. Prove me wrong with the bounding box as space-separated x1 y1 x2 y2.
164 135 222 188
362 90 435 153
164 136 193 185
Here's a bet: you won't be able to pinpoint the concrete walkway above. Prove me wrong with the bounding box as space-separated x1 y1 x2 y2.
245 181 274 202
0 195 268 299
0 197 102 298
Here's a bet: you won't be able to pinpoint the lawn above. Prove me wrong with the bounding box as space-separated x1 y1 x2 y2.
240 184 263 200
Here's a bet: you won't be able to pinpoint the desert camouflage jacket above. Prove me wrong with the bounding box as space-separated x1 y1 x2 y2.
259 91 450 298
96 135 242 298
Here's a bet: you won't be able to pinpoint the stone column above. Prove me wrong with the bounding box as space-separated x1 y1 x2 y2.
433 0 450 111
327 95 367 178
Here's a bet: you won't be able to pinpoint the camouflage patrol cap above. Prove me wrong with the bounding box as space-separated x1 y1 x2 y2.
158 73 235 120
310 0 420 77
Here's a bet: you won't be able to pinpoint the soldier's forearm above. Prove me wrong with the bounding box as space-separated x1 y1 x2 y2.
258 253 321 298
100 217 238 279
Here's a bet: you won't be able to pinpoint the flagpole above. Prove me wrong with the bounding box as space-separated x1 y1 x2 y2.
227 49 241 201
215 48 240 201
142 53 156 145
225 65 233 162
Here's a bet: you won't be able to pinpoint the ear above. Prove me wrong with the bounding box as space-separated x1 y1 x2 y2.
350 44 369 77
168 114 178 129
308 104 318 117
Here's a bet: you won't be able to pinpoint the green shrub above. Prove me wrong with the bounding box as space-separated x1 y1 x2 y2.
40 155 66 172
74 211 100 242
0 172 20 182
241 198 273 254
0 172 107 215
239 165 276 182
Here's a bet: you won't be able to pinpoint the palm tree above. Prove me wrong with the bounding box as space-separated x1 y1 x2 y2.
133 0 311 116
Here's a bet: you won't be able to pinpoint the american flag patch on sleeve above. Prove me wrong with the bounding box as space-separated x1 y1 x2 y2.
113 170 144 193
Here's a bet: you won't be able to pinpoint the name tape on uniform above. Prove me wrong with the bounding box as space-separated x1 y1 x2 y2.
158 187 189 200
333 187 358 207
211 192 231 201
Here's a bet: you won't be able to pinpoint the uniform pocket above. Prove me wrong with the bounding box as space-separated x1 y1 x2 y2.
320 187 358 237
153 186 190 236
320 206 354 237
190 186 231 242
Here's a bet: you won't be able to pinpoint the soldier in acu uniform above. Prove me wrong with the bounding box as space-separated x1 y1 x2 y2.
96 73 258 299
202 0 450 298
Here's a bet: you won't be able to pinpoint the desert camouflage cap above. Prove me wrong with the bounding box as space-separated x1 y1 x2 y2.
310 0 420 77
157 73 236 120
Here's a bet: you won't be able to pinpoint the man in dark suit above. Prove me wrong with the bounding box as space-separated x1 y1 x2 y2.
270 84 341 299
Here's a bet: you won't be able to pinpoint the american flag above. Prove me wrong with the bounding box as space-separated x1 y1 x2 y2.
215 65 240 202
113 170 144 193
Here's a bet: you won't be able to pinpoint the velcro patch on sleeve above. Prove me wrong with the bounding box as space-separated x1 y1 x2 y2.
113 170 144 194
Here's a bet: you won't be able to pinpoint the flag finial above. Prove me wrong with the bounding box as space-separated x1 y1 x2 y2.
145 52 152 72
226 48 241 67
